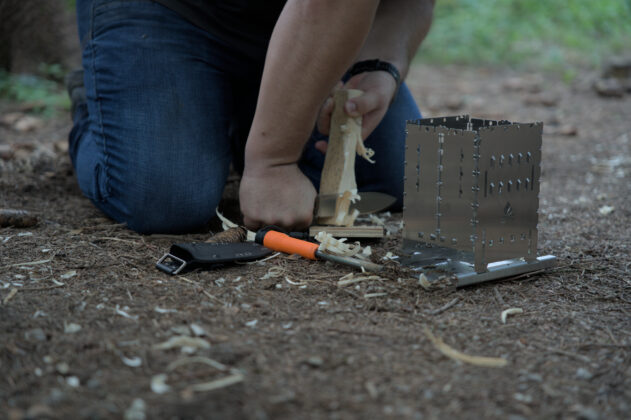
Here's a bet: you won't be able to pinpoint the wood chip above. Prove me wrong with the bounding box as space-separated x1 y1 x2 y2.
419 273 432 290
423 327 508 368
115 305 138 320
121 356 142 367
2 288 18 305
501 308 523 324
150 374 171 394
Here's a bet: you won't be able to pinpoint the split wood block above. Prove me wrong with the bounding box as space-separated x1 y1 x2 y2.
309 225 385 239
316 89 363 226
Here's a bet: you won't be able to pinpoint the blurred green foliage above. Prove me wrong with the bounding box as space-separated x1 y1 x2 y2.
0 67 70 117
419 0 631 69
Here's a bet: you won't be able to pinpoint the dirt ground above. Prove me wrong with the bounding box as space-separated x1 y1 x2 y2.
1 63 630 420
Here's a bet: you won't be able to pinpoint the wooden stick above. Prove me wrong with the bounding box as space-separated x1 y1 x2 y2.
317 89 363 226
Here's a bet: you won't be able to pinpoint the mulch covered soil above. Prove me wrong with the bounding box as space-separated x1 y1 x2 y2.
1 64 630 419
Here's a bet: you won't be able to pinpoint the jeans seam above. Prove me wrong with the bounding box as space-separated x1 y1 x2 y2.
89 0 111 200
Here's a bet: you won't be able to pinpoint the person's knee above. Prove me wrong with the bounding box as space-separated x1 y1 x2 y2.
116 169 226 234
126 186 223 234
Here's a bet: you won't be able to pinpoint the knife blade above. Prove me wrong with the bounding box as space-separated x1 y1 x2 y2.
316 192 396 218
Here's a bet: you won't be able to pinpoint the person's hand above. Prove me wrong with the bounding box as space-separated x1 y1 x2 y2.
315 70 397 154
239 162 316 231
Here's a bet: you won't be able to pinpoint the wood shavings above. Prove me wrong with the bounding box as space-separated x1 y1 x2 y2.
356 140 375 163
153 357 244 395
66 376 80 387
285 276 307 286
598 205 614 216
153 336 210 351
124 399 146 420
51 278 65 287
2 288 18 304
151 374 171 394
115 305 138 321
369 214 386 226
121 356 143 367
360 246 372 258
63 322 82 334
337 273 383 287
260 266 285 280
382 252 395 261
419 273 432 290
189 323 207 337
188 372 244 392
167 356 228 372
501 308 523 324
364 292 388 298
333 190 360 226
423 327 508 368
314 231 365 258
215 208 255 241
154 307 178 314
60 270 77 279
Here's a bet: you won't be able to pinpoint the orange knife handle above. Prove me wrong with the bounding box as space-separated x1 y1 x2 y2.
259 230 318 260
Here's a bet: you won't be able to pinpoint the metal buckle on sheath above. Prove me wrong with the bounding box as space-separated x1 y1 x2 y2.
156 253 187 275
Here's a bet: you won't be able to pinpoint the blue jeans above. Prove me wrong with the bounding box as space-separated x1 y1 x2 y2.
70 0 421 233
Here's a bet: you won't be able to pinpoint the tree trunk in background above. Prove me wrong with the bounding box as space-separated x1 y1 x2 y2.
0 0 80 73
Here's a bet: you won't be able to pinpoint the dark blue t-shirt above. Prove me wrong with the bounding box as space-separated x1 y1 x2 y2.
153 0 287 62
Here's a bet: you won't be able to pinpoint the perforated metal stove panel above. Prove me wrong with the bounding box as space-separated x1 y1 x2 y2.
402 115 546 275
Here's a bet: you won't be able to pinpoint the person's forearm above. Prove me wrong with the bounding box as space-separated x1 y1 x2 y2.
356 0 435 80
245 0 379 170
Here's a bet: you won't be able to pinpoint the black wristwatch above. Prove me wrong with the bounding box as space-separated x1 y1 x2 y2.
347 59 401 89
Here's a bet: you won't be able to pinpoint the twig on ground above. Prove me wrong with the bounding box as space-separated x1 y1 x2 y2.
167 356 228 372
176 275 226 305
337 273 383 287
577 343 631 349
364 292 388 298
424 327 508 368
187 372 244 392
427 297 460 315
201 290 225 305
1 258 52 269
91 236 140 245
546 347 591 363
20 284 65 291
239 252 281 264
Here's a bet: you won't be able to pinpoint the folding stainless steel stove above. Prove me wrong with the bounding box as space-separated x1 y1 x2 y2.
399 115 556 286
